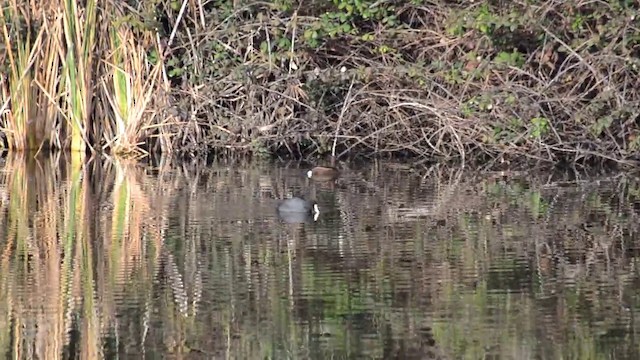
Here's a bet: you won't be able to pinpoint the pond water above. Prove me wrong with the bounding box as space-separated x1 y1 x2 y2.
0 154 639 359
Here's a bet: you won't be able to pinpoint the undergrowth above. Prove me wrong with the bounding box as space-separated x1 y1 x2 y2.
158 0 640 167
2 0 639 168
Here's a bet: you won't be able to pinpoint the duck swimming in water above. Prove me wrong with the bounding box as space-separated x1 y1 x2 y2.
277 197 320 223
306 166 339 181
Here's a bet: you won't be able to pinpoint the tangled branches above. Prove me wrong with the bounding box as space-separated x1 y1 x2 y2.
158 0 640 168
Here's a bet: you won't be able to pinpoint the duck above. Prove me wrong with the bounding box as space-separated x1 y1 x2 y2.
306 166 339 181
277 197 320 223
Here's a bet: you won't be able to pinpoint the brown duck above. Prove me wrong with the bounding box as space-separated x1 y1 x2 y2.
306 166 340 181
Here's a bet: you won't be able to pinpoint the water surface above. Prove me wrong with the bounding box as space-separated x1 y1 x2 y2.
0 154 639 359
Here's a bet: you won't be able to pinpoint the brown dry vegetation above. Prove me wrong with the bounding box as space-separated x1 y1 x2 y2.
161 0 640 168
1 0 639 168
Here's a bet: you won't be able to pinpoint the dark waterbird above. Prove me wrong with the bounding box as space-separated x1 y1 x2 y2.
276 197 320 223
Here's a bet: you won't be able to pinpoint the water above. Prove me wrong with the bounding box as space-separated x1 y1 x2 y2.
0 154 639 359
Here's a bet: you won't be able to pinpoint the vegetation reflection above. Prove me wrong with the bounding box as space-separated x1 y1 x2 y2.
0 156 639 359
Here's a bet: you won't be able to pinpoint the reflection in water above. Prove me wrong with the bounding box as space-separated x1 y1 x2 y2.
0 154 639 359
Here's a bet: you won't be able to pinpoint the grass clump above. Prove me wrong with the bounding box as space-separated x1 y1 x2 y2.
0 0 170 157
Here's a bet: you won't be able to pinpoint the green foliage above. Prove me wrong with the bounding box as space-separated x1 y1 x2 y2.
487 118 524 144
166 56 185 78
494 50 525 68
204 40 242 77
487 114 550 147
444 67 465 85
332 0 398 23
447 3 525 40
274 0 295 11
405 62 428 87
250 139 271 157
590 116 613 137
529 117 549 140
462 94 494 117
302 0 399 48
304 12 355 48
629 134 640 151
147 48 159 65
169 0 181 10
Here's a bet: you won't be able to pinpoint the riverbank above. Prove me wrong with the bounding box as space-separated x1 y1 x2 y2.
1 1 639 168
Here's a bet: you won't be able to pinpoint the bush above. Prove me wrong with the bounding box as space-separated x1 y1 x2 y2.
3 0 639 167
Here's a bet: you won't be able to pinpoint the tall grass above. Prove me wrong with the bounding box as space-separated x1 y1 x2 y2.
61 0 97 153
101 21 165 156
33 10 64 151
0 5 37 150
0 0 166 156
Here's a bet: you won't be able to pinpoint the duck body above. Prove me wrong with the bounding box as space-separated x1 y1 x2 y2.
277 197 320 223
306 166 339 181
